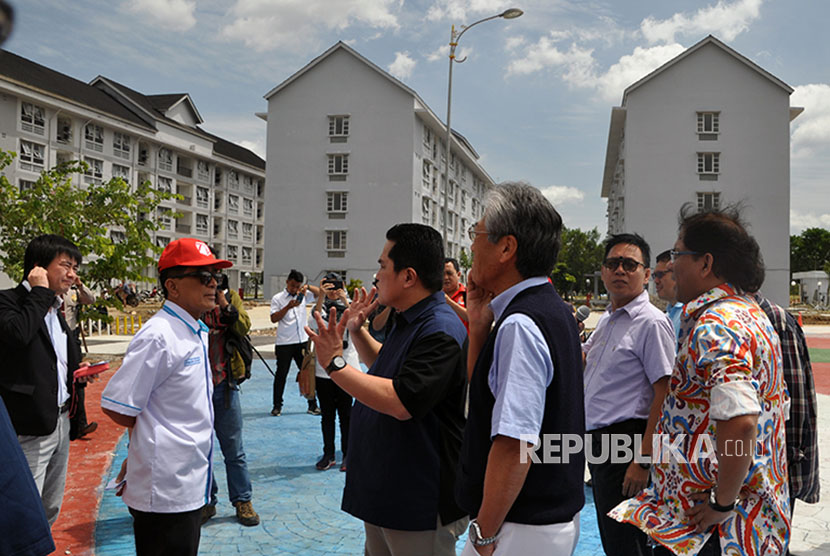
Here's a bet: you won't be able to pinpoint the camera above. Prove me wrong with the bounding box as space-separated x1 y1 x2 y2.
323 279 344 290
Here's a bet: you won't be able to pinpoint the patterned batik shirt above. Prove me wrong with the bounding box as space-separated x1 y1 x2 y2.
609 283 791 555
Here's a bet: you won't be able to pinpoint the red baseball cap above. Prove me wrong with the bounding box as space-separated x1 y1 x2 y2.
158 238 232 271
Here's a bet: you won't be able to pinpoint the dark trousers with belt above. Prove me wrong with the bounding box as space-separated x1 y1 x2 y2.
588 418 651 556
129 506 201 556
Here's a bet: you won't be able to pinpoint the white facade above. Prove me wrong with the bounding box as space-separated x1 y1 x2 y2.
601 36 801 308
262 42 494 296
0 50 265 291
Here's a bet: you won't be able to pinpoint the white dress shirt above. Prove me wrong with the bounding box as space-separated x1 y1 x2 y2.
23 280 69 406
270 289 316 345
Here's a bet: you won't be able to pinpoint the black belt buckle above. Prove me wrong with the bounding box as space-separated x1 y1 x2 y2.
60 402 70 414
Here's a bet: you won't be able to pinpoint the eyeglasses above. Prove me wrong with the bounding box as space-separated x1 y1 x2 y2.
602 257 645 273
468 224 489 241
669 249 701 262
169 270 222 286
652 270 670 280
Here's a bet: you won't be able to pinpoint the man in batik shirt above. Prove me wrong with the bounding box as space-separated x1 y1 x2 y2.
610 207 791 556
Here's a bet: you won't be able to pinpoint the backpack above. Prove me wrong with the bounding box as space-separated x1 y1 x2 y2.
224 290 253 385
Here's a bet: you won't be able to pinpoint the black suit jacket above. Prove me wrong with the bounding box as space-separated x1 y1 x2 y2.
0 284 81 436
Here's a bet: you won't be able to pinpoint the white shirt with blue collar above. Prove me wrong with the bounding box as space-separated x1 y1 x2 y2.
488 276 555 442
102 300 214 513
22 280 69 407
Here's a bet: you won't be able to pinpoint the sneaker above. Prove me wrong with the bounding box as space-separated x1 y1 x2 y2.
270 407 281 416
316 455 335 470
307 406 321 416
200 504 216 525
233 500 260 527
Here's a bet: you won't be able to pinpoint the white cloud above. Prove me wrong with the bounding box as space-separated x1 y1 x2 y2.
640 0 762 44
790 210 830 234
791 83 830 159
597 44 686 103
122 0 196 32
539 185 585 206
505 36 525 51
426 0 511 22
388 51 416 80
221 0 400 52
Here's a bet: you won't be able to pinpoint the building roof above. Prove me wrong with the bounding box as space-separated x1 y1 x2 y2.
0 49 261 171
264 41 492 184
0 49 153 131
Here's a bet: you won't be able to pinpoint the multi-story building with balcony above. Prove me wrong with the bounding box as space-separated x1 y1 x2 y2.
262 41 494 296
601 36 802 308
0 49 265 291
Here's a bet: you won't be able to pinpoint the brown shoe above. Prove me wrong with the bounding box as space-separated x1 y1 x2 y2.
79 422 98 438
200 504 216 525
234 500 260 526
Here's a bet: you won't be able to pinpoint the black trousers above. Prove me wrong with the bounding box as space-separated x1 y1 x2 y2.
129 506 201 556
273 343 316 409
588 418 650 556
316 376 352 458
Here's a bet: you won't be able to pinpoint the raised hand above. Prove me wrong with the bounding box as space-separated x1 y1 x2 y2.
305 306 344 370
465 272 493 333
342 287 379 334
28 265 49 289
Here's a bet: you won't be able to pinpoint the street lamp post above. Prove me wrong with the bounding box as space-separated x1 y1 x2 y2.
442 8 523 250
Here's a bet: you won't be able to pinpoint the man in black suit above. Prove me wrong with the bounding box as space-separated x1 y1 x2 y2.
0 234 88 525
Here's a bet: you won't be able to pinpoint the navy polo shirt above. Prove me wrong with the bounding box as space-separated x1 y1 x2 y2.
342 291 468 530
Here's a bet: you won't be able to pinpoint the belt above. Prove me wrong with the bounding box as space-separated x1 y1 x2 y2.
60 402 71 414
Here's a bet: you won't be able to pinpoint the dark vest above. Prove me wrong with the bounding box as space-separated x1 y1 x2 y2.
456 282 585 524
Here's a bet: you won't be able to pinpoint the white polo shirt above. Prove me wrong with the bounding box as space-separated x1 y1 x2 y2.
270 289 315 346
102 301 214 513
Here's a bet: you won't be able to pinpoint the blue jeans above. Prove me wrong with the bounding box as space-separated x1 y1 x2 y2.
210 380 252 506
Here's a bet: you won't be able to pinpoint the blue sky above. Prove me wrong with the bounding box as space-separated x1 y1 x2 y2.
6 0 829 234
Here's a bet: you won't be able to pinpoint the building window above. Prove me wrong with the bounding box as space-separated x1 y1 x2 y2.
422 160 431 189
697 192 721 212
137 143 149 166
156 208 172 231
423 126 433 150
113 132 131 159
19 179 36 192
57 116 72 144
422 198 431 224
228 194 239 214
326 230 347 257
111 230 127 244
242 246 252 265
327 154 349 179
227 220 238 239
20 102 45 135
196 186 210 209
326 191 348 215
227 245 238 261
196 214 209 235
197 160 210 181
85 124 104 152
112 163 130 183
83 157 103 185
696 111 720 140
461 190 467 211
19 140 45 172
242 222 253 241
156 236 171 247
228 170 239 189
328 115 350 141
158 148 173 171
157 176 172 193
697 152 720 180
243 198 254 216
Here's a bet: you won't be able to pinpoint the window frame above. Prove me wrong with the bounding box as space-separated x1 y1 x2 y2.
84 124 104 152
328 115 350 138
20 102 45 135
19 139 46 172
327 154 349 176
326 191 349 214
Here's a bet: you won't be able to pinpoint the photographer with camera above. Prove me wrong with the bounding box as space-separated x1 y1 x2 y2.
309 273 358 471
269 269 319 416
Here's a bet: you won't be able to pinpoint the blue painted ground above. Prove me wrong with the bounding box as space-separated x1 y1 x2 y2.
95 359 604 555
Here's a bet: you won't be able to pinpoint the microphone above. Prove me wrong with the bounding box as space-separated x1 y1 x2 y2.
575 305 591 323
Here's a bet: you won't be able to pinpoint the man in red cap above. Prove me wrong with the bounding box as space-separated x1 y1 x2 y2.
102 238 231 556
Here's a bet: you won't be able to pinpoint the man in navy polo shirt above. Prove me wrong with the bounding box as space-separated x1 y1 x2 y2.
306 223 468 556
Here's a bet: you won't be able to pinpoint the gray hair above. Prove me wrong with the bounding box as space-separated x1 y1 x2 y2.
483 182 563 278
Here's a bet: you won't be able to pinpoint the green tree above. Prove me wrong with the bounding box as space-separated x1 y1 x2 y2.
0 150 177 304
555 226 605 296
790 227 830 273
458 247 472 273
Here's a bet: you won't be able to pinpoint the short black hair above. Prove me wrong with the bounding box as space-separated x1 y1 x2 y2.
23 234 82 277
444 257 460 273
678 204 764 293
386 223 444 293
655 249 672 264
159 266 184 298
287 269 304 283
604 233 651 268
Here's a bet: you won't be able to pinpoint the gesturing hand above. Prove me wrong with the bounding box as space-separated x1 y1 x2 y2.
343 287 379 334
305 306 345 370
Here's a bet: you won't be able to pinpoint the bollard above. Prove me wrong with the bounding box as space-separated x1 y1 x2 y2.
130 315 135 335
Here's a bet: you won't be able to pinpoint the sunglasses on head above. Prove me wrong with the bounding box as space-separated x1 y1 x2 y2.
602 257 645 273
170 270 222 286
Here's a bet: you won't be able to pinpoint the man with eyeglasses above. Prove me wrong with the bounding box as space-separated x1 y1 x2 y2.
653 250 683 347
609 207 791 555
102 238 231 556
582 233 675 556
0 234 95 531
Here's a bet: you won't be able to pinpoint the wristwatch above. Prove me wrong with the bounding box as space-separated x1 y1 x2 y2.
638 454 652 470
325 355 347 375
708 489 736 512
468 519 498 547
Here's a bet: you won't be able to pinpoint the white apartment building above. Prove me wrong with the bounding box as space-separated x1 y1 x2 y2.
601 36 802 308
0 49 265 291
262 41 494 296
